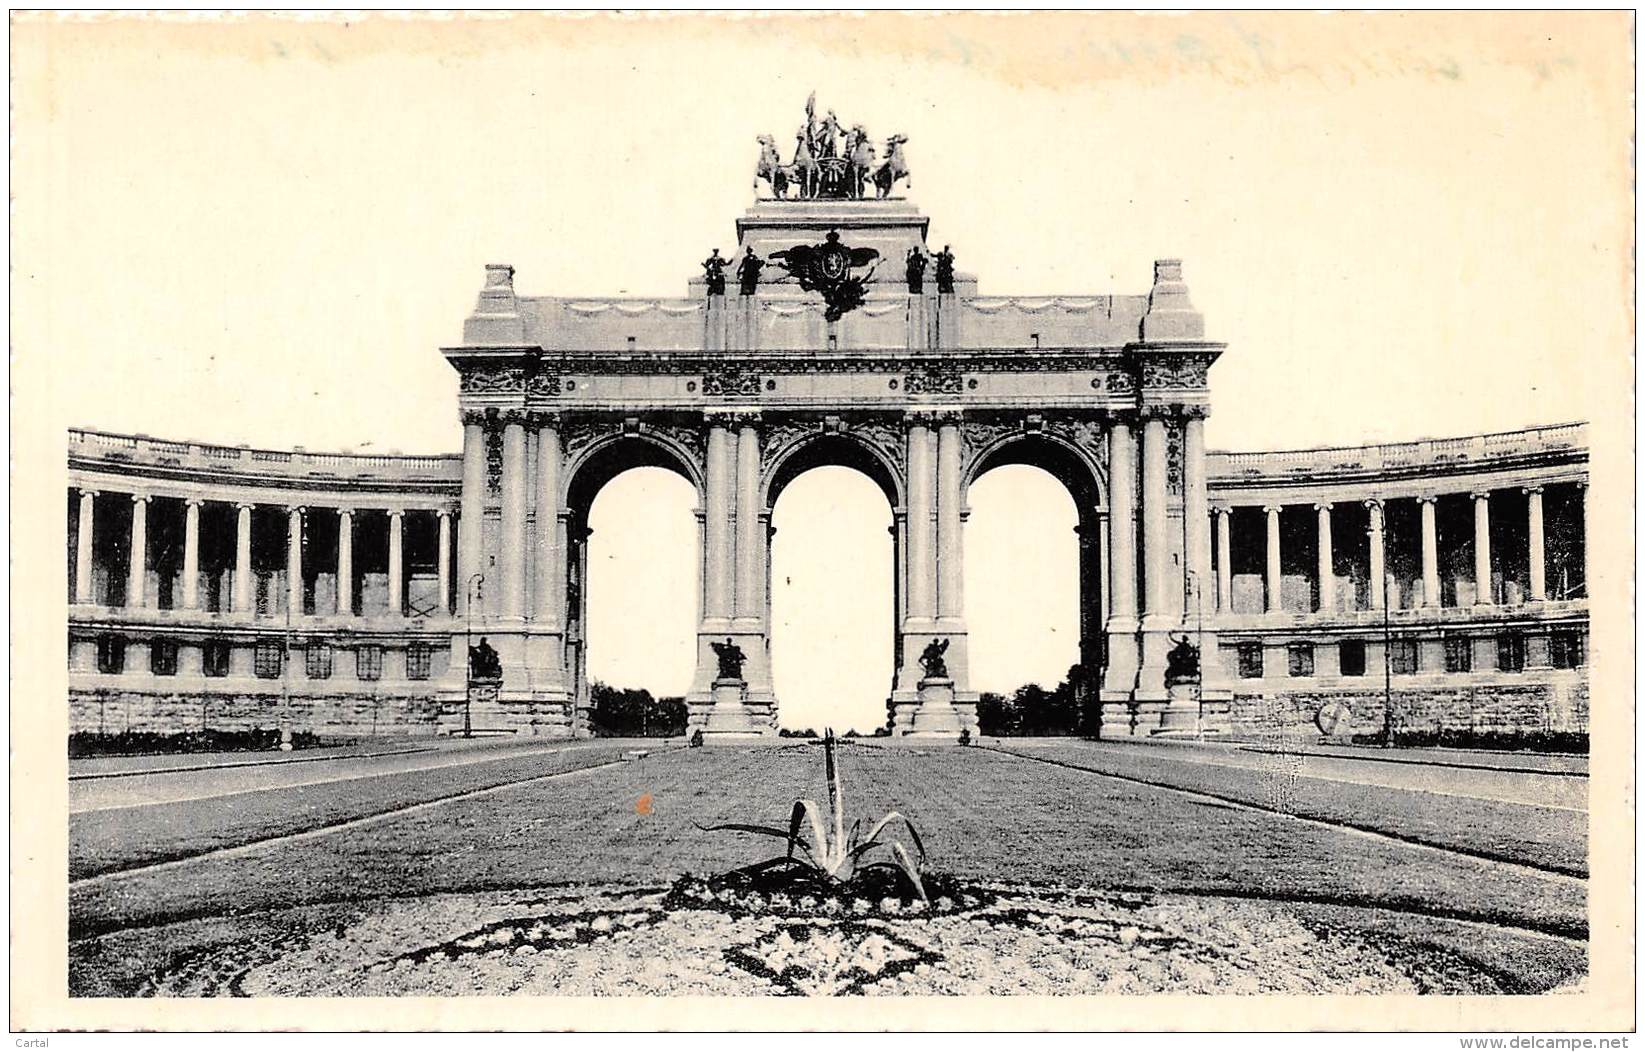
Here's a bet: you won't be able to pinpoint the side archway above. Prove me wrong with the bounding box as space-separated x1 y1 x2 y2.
562 433 704 730
964 431 1109 733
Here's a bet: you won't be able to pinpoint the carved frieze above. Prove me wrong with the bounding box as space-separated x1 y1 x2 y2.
484 429 503 496
461 366 527 395
1138 355 1212 391
850 420 906 477
645 421 707 463
759 421 821 476
560 419 615 457
702 365 763 398
903 364 963 395
1044 417 1108 462
526 371 563 398
1167 423 1185 494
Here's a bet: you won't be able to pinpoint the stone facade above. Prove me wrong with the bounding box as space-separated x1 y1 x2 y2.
65 196 1589 741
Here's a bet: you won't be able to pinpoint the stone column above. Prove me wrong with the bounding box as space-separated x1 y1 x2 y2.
74 489 97 604
1263 505 1283 613
336 508 354 616
457 411 487 611
1182 411 1211 620
286 506 304 617
906 415 936 619
1526 486 1546 602
437 509 452 616
1365 499 1386 611
533 416 562 623
1213 506 1232 614
234 502 253 614
1106 418 1137 620
386 509 405 616
127 493 150 609
735 419 762 620
936 417 963 619
1140 413 1170 618
1418 496 1440 607
181 499 202 611
704 419 733 619
499 415 528 619
1315 502 1334 613
1472 490 1492 606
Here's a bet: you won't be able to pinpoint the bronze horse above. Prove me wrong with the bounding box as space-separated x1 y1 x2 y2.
873 135 910 199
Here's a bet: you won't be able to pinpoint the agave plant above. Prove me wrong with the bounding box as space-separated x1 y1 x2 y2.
703 729 928 903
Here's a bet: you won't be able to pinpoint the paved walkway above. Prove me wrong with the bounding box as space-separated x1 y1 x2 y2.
69 737 617 814
998 737 1585 811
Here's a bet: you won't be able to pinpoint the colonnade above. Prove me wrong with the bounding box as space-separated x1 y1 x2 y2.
1209 484 1581 614
70 488 452 618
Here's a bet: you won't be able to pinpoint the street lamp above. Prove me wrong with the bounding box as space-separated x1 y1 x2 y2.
465 572 485 739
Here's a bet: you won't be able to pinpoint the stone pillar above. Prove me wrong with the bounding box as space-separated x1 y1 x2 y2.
1472 490 1492 606
1526 486 1546 602
906 416 936 619
181 499 202 611
1140 415 1170 619
1263 505 1283 613
1213 506 1232 614
1102 417 1138 698
1182 411 1211 621
336 508 354 616
1315 502 1334 613
534 416 562 623
437 509 452 616
1365 499 1385 611
127 493 150 609
234 502 253 614
387 508 405 616
74 489 96 604
286 506 304 617
499 415 528 619
457 411 487 612
1418 496 1440 607
704 419 733 619
735 420 762 620
936 417 963 619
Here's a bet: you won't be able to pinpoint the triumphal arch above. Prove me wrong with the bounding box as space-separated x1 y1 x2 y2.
442 102 1225 737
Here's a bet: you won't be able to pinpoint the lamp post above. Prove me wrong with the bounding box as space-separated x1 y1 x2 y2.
1372 522 1393 750
279 596 294 751
465 572 484 739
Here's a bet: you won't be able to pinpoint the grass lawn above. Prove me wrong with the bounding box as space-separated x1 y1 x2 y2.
986 741 1586 875
71 742 1584 943
71 742 643 879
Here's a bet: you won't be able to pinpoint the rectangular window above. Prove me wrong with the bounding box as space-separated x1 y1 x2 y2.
150 638 179 676
406 642 432 681
96 635 126 674
357 644 383 682
203 639 231 677
254 640 284 679
1390 640 1418 676
1236 643 1263 679
1444 637 1473 673
1498 633 1526 673
305 642 333 680
1339 640 1366 677
1550 632 1584 670
1287 643 1314 678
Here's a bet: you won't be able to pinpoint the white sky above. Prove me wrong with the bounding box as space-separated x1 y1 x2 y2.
15 14 1631 729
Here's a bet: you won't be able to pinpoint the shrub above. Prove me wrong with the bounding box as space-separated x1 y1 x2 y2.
701 729 927 902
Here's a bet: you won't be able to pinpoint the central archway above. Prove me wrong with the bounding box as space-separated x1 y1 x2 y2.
764 434 904 734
